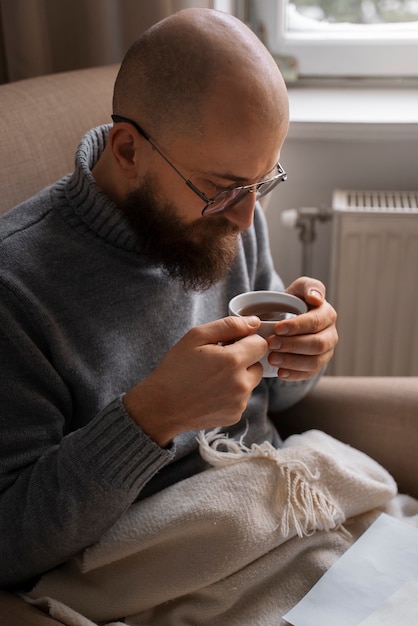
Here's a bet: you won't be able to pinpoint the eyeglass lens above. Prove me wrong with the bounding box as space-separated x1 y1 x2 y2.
202 175 284 216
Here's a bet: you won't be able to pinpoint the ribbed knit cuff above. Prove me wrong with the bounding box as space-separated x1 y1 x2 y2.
66 396 175 496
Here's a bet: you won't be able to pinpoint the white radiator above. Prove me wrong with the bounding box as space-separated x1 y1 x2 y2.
328 189 418 376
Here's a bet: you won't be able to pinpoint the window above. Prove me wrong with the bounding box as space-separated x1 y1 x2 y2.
251 1 418 79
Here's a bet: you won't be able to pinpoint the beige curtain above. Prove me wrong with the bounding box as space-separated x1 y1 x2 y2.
0 0 213 84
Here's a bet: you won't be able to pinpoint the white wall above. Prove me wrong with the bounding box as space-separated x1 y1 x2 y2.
264 91 418 292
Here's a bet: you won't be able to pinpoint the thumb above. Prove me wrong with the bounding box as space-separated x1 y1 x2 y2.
287 277 325 308
196 315 261 346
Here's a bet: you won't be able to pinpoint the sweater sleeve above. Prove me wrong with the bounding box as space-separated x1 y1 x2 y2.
0 281 174 588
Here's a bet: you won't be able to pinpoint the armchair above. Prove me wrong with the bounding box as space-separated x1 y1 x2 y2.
0 65 417 625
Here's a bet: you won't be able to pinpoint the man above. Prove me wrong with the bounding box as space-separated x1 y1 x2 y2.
0 8 337 591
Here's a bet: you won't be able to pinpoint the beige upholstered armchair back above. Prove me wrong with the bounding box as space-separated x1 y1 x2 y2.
0 64 119 217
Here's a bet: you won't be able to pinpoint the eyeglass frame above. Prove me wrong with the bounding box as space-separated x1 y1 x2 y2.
111 114 287 216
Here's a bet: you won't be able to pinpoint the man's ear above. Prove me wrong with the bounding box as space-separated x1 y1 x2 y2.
109 125 140 179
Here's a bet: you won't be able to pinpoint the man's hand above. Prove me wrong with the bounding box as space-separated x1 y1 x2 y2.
123 316 267 446
267 277 338 381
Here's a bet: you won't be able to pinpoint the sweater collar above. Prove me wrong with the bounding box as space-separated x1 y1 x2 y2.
62 124 140 251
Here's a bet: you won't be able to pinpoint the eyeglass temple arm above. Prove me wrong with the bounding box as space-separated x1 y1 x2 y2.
111 114 151 141
111 114 211 204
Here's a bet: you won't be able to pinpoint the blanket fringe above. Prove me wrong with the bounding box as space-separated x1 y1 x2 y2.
198 429 345 539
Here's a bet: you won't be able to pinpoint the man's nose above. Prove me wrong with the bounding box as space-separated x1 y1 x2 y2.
223 192 257 231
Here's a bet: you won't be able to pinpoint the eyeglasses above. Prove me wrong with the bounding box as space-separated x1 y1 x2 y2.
111 114 287 216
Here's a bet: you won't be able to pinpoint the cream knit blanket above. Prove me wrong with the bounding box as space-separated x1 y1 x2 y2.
25 430 418 626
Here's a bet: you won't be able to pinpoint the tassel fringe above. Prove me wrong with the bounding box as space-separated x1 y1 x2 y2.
197 428 346 538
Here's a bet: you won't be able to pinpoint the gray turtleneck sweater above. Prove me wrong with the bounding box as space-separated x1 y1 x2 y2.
0 125 319 588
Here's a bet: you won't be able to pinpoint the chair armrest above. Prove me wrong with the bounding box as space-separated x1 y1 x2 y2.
0 590 62 625
272 376 418 499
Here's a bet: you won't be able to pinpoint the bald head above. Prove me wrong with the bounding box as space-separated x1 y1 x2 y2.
113 8 288 144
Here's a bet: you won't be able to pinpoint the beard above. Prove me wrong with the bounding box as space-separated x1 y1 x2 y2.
119 177 241 291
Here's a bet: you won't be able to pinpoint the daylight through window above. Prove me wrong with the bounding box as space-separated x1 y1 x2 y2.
252 1 418 79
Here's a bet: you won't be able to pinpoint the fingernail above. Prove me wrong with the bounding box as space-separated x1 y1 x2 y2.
276 325 289 336
309 289 323 301
278 369 290 379
246 316 260 327
268 338 282 350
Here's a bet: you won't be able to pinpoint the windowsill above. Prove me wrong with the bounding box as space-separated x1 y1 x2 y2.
287 86 418 141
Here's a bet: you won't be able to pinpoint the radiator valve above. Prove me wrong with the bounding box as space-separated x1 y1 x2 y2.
281 206 333 275
281 206 332 243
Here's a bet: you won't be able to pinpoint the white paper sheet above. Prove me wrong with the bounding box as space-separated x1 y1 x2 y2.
357 580 418 625
283 513 418 626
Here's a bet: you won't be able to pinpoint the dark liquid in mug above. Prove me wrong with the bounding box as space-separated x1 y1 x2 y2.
238 301 301 321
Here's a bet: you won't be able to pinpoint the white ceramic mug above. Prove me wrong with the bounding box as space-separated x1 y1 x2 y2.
228 290 308 377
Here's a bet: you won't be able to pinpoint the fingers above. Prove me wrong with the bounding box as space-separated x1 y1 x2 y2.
221 330 268 374
273 302 336 339
188 314 261 346
175 316 268 386
267 280 338 380
269 322 337 356
125 315 271 446
268 343 335 380
286 276 325 304
186 315 268 375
